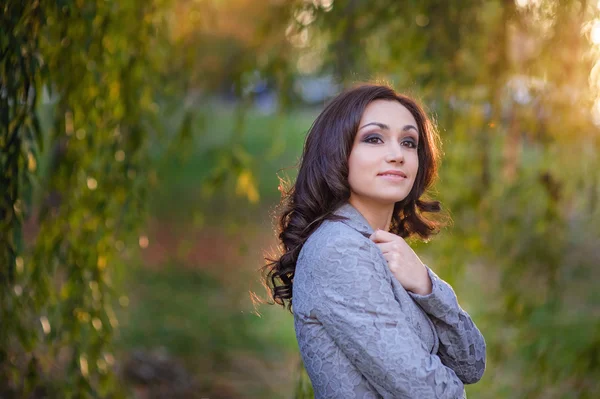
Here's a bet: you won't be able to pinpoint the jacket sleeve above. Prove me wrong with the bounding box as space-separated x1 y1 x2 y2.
408 266 487 384
312 235 466 399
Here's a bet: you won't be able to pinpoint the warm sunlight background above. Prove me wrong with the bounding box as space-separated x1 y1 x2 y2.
2 0 599 398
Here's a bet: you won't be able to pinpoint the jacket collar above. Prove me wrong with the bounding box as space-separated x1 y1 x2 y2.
332 202 374 238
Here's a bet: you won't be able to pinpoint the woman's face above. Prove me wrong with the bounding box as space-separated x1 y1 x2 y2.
347 99 420 206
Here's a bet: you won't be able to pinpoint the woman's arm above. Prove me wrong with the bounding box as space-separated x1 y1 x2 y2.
408 267 487 384
311 234 466 399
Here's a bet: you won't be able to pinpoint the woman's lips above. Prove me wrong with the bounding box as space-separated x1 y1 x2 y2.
378 173 407 181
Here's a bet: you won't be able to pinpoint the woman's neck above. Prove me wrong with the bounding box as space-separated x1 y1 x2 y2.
348 196 394 232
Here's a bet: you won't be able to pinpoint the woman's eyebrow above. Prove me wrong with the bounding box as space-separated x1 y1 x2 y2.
359 122 418 133
359 122 389 130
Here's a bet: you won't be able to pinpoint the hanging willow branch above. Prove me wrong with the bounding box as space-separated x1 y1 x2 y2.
1 0 164 396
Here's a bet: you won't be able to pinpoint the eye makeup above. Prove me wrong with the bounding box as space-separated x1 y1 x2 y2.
359 130 419 148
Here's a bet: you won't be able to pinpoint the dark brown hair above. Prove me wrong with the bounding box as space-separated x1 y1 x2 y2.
259 83 445 313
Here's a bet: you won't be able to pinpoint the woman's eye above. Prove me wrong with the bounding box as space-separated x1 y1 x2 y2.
364 136 383 144
402 139 418 149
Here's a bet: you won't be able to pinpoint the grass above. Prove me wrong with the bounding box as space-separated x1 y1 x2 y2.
118 262 298 357
115 251 301 397
114 104 314 398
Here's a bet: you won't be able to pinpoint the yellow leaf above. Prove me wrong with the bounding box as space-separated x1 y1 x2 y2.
97 256 107 271
27 152 36 172
236 170 260 204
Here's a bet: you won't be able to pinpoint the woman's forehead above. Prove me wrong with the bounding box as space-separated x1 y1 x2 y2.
359 100 418 132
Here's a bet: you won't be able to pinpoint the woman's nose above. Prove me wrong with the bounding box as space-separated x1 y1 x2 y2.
384 142 404 163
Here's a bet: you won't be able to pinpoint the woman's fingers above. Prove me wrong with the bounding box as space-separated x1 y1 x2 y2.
369 229 398 243
370 230 407 254
369 229 429 293
374 241 399 254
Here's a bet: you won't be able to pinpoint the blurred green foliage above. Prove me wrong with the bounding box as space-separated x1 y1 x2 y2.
2 0 600 397
2 0 165 396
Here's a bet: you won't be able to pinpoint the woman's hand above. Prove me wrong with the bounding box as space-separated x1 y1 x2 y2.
369 229 432 295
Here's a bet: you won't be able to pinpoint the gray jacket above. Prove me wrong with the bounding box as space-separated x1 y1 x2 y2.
293 202 486 399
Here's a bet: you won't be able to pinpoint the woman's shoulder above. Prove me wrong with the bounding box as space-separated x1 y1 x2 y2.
294 218 390 313
299 218 375 269
306 217 365 247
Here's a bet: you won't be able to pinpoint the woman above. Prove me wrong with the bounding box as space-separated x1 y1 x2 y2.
263 84 486 398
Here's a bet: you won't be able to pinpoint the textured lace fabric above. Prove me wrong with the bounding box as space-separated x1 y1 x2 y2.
293 203 486 399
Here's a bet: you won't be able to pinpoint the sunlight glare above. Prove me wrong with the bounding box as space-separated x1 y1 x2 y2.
87 177 98 190
313 0 333 12
139 235 149 248
16 256 24 274
80 356 89 377
592 98 600 126
40 316 51 335
295 9 316 26
592 20 600 44
92 318 103 331
515 0 541 7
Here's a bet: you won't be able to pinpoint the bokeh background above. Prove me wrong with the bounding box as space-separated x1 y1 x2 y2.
2 0 600 398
